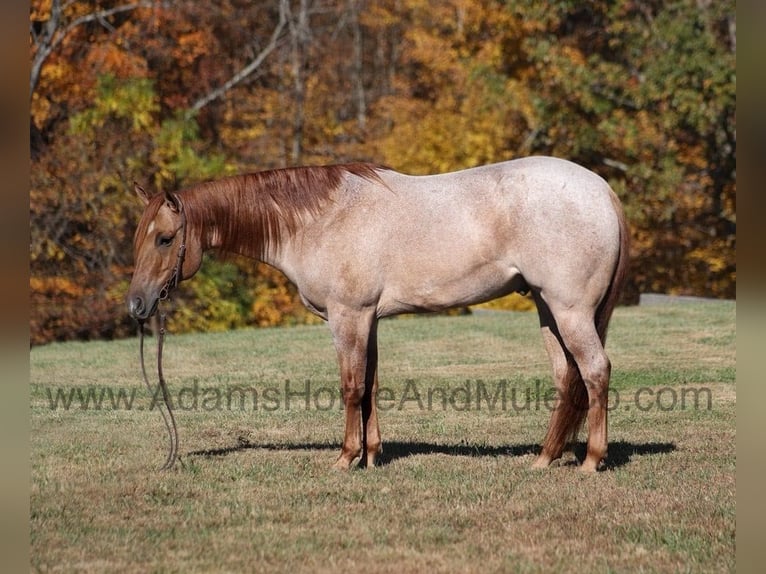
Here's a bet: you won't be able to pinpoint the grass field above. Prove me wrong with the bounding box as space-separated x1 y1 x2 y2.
30 301 735 573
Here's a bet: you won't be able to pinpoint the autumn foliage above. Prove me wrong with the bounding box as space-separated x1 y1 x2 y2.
30 0 735 345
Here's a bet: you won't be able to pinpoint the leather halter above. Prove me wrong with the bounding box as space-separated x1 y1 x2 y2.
158 195 187 302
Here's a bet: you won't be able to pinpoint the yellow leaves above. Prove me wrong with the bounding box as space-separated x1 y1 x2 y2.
560 45 587 67
473 293 536 313
688 248 728 274
370 1 539 174
220 93 271 151
40 59 68 83
30 0 52 21
32 59 90 129
251 283 294 328
361 2 401 28
406 27 460 77
250 265 322 328
31 91 52 130
377 65 530 174
150 115 233 191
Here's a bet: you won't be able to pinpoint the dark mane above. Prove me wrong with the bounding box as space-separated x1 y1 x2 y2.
178 163 384 259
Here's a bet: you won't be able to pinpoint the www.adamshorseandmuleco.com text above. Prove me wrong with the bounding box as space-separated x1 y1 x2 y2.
42 379 714 414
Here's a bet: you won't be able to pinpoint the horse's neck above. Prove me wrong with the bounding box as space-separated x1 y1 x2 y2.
191 180 293 265
192 164 373 267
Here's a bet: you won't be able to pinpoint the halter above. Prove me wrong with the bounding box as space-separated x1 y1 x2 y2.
159 195 187 302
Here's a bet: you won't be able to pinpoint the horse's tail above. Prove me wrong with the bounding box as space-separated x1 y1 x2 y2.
595 189 631 346
541 188 630 456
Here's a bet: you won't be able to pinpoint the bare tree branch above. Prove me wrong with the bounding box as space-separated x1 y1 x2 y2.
186 0 290 117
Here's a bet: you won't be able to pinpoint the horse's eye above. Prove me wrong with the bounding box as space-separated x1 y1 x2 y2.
155 234 174 248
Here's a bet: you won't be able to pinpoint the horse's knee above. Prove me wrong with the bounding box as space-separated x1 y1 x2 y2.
341 380 365 406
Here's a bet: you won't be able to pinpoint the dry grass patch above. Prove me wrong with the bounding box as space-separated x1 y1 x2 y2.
31 301 735 572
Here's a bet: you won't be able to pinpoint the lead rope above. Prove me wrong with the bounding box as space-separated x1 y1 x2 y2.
139 312 180 470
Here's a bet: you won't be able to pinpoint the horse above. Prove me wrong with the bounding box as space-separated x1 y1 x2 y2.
127 156 630 472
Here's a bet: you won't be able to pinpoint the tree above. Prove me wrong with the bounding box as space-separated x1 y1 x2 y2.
29 0 736 344
515 0 735 299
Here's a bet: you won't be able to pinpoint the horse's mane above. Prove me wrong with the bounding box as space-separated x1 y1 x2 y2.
175 163 384 259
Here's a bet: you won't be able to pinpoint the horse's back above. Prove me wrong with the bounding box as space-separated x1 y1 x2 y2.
287 157 624 318
377 156 615 211
372 157 621 313
374 156 620 252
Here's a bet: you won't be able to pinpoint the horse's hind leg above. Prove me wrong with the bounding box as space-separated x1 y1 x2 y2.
532 294 589 469
552 307 612 472
360 321 382 468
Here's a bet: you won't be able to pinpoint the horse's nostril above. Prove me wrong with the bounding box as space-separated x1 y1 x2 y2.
129 296 145 318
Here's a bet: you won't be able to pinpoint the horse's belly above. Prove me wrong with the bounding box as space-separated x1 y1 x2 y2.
377 262 525 317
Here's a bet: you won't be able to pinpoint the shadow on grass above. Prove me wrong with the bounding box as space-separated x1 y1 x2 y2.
187 438 675 470
605 440 677 469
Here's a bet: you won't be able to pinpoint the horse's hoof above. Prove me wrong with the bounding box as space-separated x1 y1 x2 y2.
579 458 602 473
531 454 552 469
364 450 381 469
332 456 354 471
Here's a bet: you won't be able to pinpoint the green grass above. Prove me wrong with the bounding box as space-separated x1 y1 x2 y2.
30 301 735 573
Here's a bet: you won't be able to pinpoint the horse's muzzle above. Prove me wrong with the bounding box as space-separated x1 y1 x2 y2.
127 293 158 321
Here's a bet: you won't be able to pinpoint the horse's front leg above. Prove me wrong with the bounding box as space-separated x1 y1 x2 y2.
329 306 378 470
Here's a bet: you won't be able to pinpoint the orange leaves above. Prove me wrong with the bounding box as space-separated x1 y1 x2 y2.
30 276 87 299
174 31 211 66
30 0 53 21
84 42 149 79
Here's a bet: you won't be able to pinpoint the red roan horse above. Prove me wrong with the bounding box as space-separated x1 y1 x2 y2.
127 157 629 472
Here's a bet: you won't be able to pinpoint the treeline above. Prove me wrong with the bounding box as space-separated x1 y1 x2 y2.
30 0 736 345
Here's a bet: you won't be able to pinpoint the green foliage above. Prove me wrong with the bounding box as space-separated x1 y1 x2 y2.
169 259 248 334
69 74 158 134
152 113 233 191
515 0 735 300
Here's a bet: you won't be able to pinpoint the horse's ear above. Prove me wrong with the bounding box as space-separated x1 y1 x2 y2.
164 190 181 214
134 182 151 206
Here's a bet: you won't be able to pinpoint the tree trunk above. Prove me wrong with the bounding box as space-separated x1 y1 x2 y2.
290 0 310 165
349 0 366 133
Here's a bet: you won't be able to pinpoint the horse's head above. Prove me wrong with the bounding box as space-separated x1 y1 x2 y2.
127 184 203 322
